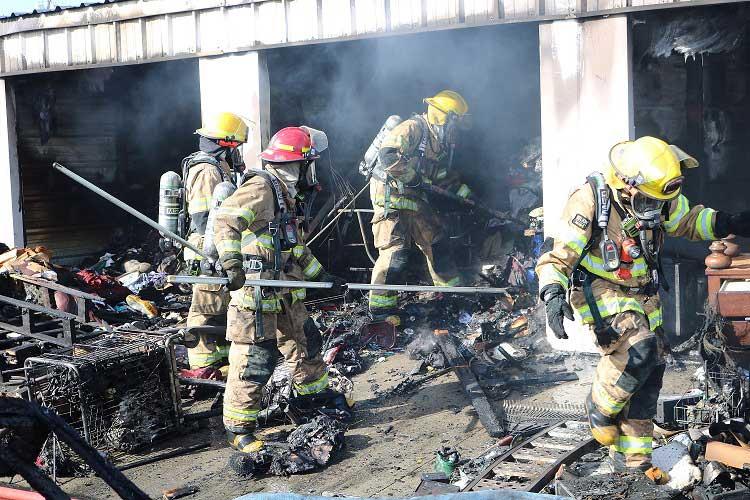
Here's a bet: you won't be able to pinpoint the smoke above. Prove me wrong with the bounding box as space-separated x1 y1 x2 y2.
267 23 541 207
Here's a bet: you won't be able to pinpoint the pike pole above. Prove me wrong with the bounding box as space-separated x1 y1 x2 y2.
52 162 210 261
167 276 507 294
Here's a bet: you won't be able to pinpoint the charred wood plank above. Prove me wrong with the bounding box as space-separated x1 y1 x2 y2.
436 333 505 437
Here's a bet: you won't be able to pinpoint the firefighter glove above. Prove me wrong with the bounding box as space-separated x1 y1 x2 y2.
319 272 346 294
715 210 750 238
224 264 246 291
541 284 573 339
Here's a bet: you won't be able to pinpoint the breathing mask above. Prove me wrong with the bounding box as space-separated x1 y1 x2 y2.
630 192 665 229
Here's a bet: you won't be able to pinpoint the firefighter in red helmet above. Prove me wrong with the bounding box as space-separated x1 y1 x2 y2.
213 126 344 452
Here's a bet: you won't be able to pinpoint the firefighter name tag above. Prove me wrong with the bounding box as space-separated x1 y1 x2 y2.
571 214 591 230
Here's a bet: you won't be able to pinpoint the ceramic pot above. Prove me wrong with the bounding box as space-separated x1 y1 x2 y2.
722 234 741 257
706 240 732 269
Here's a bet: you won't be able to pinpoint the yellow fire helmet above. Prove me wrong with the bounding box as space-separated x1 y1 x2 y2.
607 136 698 201
195 111 249 144
424 90 469 125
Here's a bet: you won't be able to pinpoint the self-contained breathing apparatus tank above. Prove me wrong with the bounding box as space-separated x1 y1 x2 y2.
358 115 402 179
203 181 237 260
158 171 184 246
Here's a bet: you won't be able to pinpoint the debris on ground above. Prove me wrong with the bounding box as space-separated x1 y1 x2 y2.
228 415 346 478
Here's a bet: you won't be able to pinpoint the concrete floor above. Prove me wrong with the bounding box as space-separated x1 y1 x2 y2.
2 348 699 499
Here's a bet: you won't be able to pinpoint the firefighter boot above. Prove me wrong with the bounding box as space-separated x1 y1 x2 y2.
226 430 264 453
586 394 619 446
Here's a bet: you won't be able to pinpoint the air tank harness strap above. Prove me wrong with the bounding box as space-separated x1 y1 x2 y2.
581 271 619 347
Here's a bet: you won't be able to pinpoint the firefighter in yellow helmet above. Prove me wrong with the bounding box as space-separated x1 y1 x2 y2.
183 112 249 376
368 90 472 324
536 136 750 471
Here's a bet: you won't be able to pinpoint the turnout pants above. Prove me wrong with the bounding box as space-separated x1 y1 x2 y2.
223 296 329 433
186 283 230 368
589 311 666 468
369 211 459 315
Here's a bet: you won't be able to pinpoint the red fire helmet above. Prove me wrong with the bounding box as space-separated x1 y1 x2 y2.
260 127 320 163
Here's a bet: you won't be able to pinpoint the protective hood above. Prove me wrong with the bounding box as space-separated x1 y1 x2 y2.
268 162 301 198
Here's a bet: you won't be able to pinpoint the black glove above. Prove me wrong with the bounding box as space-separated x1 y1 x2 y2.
319 272 346 294
540 284 573 340
715 210 750 238
224 264 246 292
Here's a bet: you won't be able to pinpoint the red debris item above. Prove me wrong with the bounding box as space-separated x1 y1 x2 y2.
323 344 342 365
75 269 132 304
0 486 77 500
359 321 396 349
180 367 223 381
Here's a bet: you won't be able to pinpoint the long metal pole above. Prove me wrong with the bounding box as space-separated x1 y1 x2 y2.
167 276 333 288
346 283 508 294
52 162 208 260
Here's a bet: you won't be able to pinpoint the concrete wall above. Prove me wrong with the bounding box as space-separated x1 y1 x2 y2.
0 79 22 248
540 16 634 239
538 15 634 352
199 52 270 171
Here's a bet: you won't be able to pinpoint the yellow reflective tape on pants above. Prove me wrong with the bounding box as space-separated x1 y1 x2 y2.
434 277 460 286
537 266 570 289
457 184 471 199
696 208 717 241
576 296 646 324
591 381 626 416
216 239 241 255
218 206 256 225
188 346 229 368
647 307 663 330
613 435 653 455
291 288 306 303
223 405 259 422
295 372 329 395
303 258 323 279
369 293 397 308
188 197 210 215
665 195 689 234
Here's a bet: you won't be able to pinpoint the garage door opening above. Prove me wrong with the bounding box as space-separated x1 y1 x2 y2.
266 23 542 276
14 58 201 264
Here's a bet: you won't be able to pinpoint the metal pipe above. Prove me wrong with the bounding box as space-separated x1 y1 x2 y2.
356 211 377 265
52 162 208 260
346 283 508 294
308 181 371 244
167 276 333 288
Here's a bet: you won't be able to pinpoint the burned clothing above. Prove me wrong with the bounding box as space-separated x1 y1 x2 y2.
223 299 329 433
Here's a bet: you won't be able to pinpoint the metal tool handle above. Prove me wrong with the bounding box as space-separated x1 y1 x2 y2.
52 162 209 261
167 275 333 288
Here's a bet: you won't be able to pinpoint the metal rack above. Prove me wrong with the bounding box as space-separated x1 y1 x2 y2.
674 362 750 426
24 330 182 469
